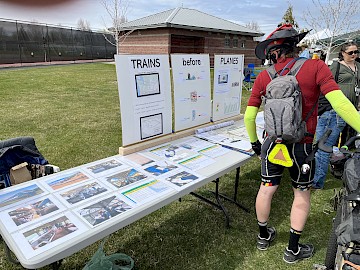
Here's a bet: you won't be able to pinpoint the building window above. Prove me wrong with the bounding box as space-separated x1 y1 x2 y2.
233 38 238 48
241 40 246 48
225 36 231 47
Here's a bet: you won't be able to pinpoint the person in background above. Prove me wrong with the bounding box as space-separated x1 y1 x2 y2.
299 43 310 59
312 48 321 60
313 42 360 189
244 25 360 263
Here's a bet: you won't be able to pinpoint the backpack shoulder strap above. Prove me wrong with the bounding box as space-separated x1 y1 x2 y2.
335 61 340 83
289 57 307 76
266 65 277 80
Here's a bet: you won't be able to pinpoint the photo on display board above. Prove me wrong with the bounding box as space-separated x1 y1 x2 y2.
135 73 160 97
76 195 132 226
104 168 148 189
140 113 163 140
0 183 46 209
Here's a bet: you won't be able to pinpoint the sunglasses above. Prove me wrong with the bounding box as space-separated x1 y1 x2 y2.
344 50 359 56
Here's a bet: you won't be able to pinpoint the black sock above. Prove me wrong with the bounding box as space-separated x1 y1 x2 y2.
258 221 269 239
288 228 302 252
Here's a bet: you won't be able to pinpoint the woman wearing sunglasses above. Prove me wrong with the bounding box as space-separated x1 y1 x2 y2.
313 41 360 189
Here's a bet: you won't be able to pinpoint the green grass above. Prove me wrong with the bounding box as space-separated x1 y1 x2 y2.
0 63 342 270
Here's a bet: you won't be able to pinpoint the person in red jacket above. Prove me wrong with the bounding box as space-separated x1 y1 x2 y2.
244 24 360 264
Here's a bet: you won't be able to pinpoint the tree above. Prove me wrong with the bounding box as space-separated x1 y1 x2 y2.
303 0 360 63
245 21 261 32
77 19 91 31
279 3 299 29
101 0 133 54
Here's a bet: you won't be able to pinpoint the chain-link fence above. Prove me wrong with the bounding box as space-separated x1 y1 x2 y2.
0 19 116 64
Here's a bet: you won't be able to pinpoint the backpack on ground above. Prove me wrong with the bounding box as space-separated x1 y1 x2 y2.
262 58 315 144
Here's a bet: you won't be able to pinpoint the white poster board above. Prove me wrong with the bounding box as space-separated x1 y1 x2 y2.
171 54 211 131
212 55 244 121
115 55 172 146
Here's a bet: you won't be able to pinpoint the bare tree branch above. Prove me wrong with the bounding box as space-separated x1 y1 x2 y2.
101 0 131 54
303 0 360 63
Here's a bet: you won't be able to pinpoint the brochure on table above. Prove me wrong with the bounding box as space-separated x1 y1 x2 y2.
171 54 211 131
115 54 173 146
212 54 244 122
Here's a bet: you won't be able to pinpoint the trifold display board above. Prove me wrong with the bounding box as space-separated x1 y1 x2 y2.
115 54 244 146
115 55 173 146
171 54 211 132
212 55 244 122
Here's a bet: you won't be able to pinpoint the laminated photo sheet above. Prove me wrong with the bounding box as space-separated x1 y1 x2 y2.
53 179 115 208
146 142 198 163
176 154 216 171
73 193 134 228
173 136 216 152
0 182 48 210
197 144 231 158
156 169 204 191
120 178 176 205
79 156 130 179
98 167 149 190
142 160 179 177
0 194 66 233
11 212 88 260
39 168 94 192
121 152 156 168
171 54 212 131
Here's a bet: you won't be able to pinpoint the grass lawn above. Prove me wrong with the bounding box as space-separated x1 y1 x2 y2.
0 63 342 270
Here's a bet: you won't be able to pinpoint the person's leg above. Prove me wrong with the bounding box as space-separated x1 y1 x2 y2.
256 137 282 250
283 143 315 263
313 110 344 189
256 184 278 223
290 189 311 230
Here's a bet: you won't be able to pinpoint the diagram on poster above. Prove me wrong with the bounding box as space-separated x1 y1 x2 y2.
212 55 244 121
0 183 46 209
135 73 160 97
11 212 87 259
115 55 172 146
0 195 66 233
171 54 211 131
140 113 163 140
75 195 133 227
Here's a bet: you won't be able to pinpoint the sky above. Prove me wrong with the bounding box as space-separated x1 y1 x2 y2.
0 0 314 37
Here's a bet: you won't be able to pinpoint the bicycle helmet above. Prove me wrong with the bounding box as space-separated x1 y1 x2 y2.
255 24 310 60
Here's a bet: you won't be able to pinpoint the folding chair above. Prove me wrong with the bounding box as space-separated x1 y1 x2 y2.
243 67 254 91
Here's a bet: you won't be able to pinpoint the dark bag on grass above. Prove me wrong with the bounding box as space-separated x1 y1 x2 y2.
83 238 134 270
342 155 360 193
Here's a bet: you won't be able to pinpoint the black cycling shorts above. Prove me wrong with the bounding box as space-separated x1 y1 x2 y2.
260 137 315 190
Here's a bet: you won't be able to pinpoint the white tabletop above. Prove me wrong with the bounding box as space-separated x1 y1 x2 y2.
0 133 253 269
